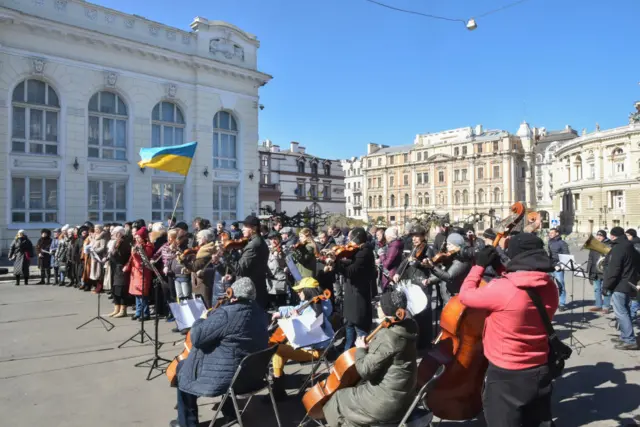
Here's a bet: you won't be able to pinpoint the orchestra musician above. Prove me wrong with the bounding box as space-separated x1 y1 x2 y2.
458 234 559 427
170 278 268 427
266 232 289 307
420 233 472 305
123 227 154 321
291 228 318 278
323 291 418 427
269 277 334 401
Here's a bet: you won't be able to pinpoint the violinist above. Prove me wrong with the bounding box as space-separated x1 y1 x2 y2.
291 228 318 278
420 233 472 305
170 278 268 427
458 234 559 427
269 278 334 401
316 231 337 300
267 232 289 306
183 229 217 307
323 291 418 427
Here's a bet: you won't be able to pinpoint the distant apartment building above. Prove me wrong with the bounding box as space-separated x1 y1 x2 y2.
341 157 365 220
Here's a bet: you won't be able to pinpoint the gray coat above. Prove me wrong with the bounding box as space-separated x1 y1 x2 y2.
9 237 33 278
323 319 418 427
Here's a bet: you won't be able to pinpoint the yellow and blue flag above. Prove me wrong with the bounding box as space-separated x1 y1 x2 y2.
138 141 197 176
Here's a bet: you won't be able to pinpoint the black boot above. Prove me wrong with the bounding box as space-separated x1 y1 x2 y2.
15 276 20 286
46 269 51 285
264 376 287 402
54 268 59 285
37 270 45 285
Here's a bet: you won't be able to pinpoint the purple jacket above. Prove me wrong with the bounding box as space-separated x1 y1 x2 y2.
379 239 404 288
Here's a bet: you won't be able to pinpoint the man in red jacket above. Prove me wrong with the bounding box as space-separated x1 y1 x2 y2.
459 233 559 427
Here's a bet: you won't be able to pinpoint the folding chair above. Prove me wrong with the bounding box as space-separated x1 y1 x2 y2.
296 326 346 396
209 345 282 427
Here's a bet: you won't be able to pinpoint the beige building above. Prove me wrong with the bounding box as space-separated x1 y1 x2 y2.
553 106 640 233
362 124 536 230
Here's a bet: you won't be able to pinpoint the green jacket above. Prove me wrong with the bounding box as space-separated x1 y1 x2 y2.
323 319 418 427
294 242 317 278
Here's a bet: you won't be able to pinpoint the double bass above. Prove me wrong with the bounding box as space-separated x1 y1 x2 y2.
416 201 526 421
165 288 234 387
302 308 406 420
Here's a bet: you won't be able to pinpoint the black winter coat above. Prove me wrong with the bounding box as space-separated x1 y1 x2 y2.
341 245 375 331
547 236 570 266
36 237 52 269
177 300 268 397
231 235 270 309
109 240 131 289
9 237 33 277
587 238 611 281
603 238 640 294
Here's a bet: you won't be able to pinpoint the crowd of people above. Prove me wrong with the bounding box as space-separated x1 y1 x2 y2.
7 213 640 427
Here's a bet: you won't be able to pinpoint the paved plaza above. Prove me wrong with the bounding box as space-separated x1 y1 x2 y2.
0 247 639 427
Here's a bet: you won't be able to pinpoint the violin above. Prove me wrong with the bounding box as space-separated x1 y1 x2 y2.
223 238 249 252
302 308 406 420
166 288 234 387
421 247 460 268
268 289 331 346
416 201 526 421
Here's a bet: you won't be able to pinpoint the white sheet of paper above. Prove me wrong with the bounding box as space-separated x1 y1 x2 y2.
558 254 576 271
170 298 207 331
278 311 330 349
397 281 428 316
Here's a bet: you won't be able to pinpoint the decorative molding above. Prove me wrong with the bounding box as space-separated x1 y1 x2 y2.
124 18 135 28
89 162 128 173
149 25 159 36
32 57 45 74
166 31 176 41
209 31 244 61
196 125 212 133
166 83 177 98
85 8 98 21
182 34 191 45
54 0 67 11
105 14 115 24
134 116 150 125
104 71 118 87
214 170 240 180
66 106 84 117
13 157 59 169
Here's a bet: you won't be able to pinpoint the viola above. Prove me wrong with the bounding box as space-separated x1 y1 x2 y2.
416 202 526 421
302 309 406 420
223 238 249 252
166 288 234 387
268 289 331 346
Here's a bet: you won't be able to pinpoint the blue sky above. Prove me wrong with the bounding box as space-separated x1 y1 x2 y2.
96 0 639 160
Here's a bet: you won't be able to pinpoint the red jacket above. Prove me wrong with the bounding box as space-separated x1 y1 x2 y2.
126 242 154 296
459 265 559 370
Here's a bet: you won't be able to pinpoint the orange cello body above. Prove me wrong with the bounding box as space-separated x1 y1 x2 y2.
416 201 526 421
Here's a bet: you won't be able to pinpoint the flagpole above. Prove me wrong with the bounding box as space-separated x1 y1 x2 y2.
169 172 188 224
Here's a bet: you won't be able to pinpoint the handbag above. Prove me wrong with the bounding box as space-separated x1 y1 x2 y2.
524 288 573 379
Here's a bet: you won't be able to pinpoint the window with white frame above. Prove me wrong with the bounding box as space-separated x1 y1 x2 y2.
463 189 469 204
588 196 593 209
610 190 624 210
213 184 238 220
152 182 184 221
589 163 596 179
417 173 423 185
403 175 409 186
88 91 127 160
296 181 305 198
323 183 330 200
11 177 58 223
417 152 422 161
152 102 185 148
12 79 60 155
88 179 127 222
425 193 430 205
390 195 395 207
213 111 238 169
462 169 468 181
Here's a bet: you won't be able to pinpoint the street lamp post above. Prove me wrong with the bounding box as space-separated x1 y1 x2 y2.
488 208 495 228
404 202 408 229
600 206 609 230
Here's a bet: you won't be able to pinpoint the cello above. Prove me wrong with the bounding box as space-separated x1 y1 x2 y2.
268 289 332 346
302 308 406 420
165 288 234 387
415 201 526 421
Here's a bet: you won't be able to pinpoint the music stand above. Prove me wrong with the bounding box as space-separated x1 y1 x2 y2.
118 271 155 349
76 291 114 332
134 276 170 380
556 258 591 353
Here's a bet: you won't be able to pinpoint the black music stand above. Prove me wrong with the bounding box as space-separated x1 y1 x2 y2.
76 291 114 332
134 276 170 380
556 259 591 353
118 272 155 349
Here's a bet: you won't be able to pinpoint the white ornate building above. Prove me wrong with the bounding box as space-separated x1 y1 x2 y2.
0 1 271 250
341 157 365 220
258 140 345 217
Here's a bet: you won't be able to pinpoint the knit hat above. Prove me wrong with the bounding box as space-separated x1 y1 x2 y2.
596 229 607 238
231 277 256 301
506 233 544 259
135 226 149 240
350 227 367 245
151 222 165 233
292 277 320 292
380 290 407 317
446 233 465 248
610 227 625 238
174 222 189 231
384 226 399 241
625 228 637 238
408 224 426 236
483 228 497 241
111 226 125 237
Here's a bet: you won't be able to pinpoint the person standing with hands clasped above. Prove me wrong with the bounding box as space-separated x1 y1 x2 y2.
458 233 559 427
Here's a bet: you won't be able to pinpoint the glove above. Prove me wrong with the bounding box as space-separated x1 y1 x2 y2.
475 246 498 269
554 265 561 271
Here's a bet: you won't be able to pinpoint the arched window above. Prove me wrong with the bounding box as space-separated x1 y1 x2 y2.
88 91 127 160
417 192 423 206
378 195 383 207
612 148 625 174
463 189 469 204
425 192 430 205
368 196 373 208
493 187 501 203
297 159 305 173
454 190 461 205
574 155 583 180
478 189 485 204
12 79 60 155
152 101 185 147
390 195 396 207
404 193 409 207
213 111 238 169
324 162 331 176
311 162 318 175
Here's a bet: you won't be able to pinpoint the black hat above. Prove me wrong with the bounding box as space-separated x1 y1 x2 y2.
267 231 281 240
380 290 407 317
243 215 260 227
610 227 625 238
77 225 89 235
40 228 51 236
506 233 544 259
83 221 94 230
350 227 367 245
408 224 426 236
625 228 637 238
596 229 607 238
174 221 189 231
483 228 497 241
232 222 239 228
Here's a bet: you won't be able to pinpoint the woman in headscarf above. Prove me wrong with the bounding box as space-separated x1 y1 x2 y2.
108 226 131 318
378 226 404 292
124 227 154 320
90 224 110 294
35 228 52 284
9 230 34 286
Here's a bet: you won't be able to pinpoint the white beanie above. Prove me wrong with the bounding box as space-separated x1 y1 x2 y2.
151 222 166 233
385 226 399 241
61 224 70 233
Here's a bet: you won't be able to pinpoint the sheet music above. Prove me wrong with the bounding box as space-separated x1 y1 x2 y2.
396 281 428 316
278 311 330 349
169 298 207 331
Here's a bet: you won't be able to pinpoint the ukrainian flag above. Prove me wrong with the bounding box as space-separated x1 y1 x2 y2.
138 141 198 176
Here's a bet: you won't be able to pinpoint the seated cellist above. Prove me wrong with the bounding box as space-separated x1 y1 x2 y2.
323 291 418 427
269 277 334 401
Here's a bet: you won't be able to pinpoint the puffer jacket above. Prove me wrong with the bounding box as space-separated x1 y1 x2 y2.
547 235 569 267
177 300 269 397
323 319 418 427
267 249 288 295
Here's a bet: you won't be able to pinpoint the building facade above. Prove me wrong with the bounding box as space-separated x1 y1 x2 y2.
0 1 271 250
553 108 640 234
362 125 536 230
258 140 345 217
341 157 365 220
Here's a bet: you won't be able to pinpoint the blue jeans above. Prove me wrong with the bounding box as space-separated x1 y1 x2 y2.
551 271 566 307
135 296 150 317
344 322 368 350
631 299 639 320
611 292 636 345
592 279 611 309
